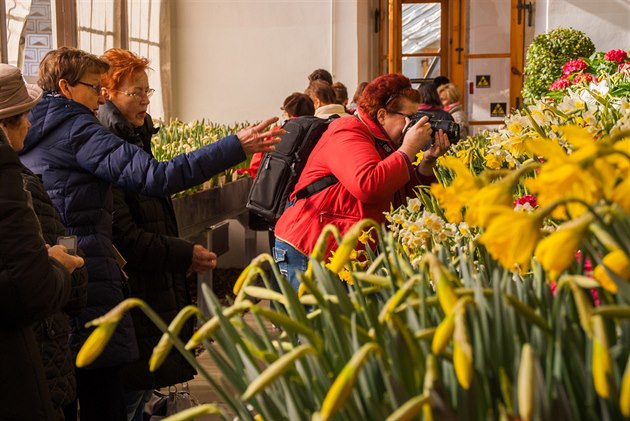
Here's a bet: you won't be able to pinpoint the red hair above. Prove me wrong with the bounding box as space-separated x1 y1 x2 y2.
358 74 419 120
100 48 151 90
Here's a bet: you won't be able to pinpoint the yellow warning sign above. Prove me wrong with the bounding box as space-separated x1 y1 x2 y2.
476 75 491 88
490 102 507 117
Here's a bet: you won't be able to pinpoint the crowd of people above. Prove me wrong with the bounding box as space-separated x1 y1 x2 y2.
1 47 471 420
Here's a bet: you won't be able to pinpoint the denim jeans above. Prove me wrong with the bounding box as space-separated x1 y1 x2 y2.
123 389 152 421
273 239 308 293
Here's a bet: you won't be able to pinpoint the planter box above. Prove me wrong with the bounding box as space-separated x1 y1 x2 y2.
172 177 252 240
172 178 254 318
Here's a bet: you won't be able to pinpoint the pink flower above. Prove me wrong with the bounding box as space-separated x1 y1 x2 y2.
604 49 628 64
550 76 570 91
513 194 537 209
563 59 588 75
572 73 594 84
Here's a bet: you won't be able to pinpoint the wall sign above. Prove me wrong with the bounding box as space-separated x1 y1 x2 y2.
490 102 507 117
476 75 491 88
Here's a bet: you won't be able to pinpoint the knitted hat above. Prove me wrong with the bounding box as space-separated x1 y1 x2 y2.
0 64 42 120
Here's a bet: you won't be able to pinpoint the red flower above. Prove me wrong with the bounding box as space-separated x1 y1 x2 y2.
562 59 588 75
572 73 594 84
619 62 630 72
513 194 537 209
550 76 570 91
604 49 628 64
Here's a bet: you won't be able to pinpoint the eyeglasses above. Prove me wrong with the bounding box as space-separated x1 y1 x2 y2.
112 88 155 100
75 81 102 94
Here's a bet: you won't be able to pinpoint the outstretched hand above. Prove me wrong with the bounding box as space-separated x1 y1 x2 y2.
236 117 285 155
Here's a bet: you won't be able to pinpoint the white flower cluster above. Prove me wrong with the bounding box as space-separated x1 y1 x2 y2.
385 197 476 268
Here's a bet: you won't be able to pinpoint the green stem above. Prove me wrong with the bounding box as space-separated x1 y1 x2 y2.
137 305 250 419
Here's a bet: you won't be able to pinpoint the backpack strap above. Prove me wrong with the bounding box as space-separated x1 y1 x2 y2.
294 174 339 201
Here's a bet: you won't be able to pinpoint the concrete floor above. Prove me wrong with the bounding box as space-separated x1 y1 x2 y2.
172 301 277 420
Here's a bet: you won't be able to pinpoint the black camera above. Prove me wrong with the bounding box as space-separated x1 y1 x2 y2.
406 111 460 144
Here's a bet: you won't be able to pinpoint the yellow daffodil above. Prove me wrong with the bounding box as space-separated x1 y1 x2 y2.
430 183 464 223
610 175 630 214
593 249 630 293
358 228 375 245
327 220 377 274
534 214 592 280
591 315 612 398
465 181 514 229
431 155 485 224
479 207 543 273
620 356 630 418
76 298 145 367
524 129 606 220
484 153 503 170
453 311 473 390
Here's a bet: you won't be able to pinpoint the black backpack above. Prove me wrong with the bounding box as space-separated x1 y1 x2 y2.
246 115 339 229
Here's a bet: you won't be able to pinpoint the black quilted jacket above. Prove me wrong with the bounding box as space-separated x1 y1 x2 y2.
97 101 196 389
22 167 88 410
0 138 71 421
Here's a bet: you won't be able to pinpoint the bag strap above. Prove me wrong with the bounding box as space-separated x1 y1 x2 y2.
294 174 338 201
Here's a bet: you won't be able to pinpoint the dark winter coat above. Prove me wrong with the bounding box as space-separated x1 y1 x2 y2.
97 101 196 389
22 167 89 410
20 94 245 368
0 139 72 421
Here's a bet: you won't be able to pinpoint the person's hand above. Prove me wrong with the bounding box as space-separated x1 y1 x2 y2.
236 117 285 155
398 116 433 158
47 244 85 274
423 129 450 160
417 129 450 176
190 244 217 273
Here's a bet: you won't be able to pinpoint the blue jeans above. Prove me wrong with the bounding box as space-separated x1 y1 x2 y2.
123 389 152 421
273 239 308 293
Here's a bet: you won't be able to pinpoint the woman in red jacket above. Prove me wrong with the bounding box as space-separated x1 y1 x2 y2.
273 73 449 291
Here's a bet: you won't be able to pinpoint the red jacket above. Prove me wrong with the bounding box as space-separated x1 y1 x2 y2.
274 110 434 256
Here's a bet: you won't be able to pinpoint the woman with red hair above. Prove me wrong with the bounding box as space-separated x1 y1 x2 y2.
96 48 215 420
273 73 450 291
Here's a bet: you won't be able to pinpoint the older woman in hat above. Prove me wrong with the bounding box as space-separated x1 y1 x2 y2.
0 63 86 420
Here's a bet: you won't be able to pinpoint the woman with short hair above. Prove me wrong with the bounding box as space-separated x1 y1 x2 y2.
274 73 450 291
19 46 281 420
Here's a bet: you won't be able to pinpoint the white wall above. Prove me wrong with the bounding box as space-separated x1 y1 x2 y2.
534 0 630 51
171 0 370 124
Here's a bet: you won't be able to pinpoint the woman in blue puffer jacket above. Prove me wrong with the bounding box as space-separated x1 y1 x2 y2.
19 47 282 421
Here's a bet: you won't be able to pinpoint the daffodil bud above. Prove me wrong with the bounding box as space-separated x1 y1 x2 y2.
149 305 202 372
320 343 380 420
591 315 612 398
241 344 316 401
453 311 473 390
593 249 630 294
517 344 535 421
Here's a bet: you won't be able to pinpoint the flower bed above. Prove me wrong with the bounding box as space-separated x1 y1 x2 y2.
78 48 630 420
152 119 254 197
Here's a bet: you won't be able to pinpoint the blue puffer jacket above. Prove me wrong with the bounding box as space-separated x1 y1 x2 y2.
20 94 246 368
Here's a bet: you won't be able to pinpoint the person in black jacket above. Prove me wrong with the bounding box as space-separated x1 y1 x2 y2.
97 48 217 420
0 64 85 421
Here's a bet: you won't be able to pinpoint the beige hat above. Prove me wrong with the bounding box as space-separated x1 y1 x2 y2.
0 64 43 120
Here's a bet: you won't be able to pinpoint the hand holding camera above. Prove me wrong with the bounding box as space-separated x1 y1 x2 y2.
399 115 433 158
